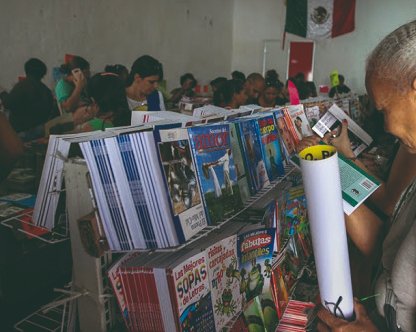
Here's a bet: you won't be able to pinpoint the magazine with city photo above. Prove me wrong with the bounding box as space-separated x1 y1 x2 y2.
312 103 373 157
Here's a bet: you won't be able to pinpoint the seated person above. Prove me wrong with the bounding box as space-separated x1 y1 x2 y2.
78 72 131 132
55 55 91 113
306 81 318 98
213 79 247 109
210 76 227 94
0 112 24 182
169 73 197 104
328 74 351 98
104 64 129 84
257 80 281 108
125 55 165 112
231 70 246 83
244 73 265 104
4 58 57 141
265 69 284 89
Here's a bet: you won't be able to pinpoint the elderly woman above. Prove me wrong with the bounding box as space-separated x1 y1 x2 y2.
316 20 416 332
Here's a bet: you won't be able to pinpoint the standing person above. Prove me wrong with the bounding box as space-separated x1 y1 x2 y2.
328 74 351 98
317 20 416 332
55 55 91 113
244 73 265 104
4 58 56 140
125 55 166 112
204 149 234 197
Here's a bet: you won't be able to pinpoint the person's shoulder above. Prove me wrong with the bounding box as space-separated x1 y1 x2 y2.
170 87 181 94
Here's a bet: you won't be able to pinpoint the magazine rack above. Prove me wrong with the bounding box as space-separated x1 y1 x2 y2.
45 159 297 332
89 163 296 254
62 159 115 332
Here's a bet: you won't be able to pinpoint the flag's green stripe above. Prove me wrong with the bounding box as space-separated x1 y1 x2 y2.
285 0 308 37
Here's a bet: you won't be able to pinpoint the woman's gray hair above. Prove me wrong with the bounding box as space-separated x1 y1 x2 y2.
366 19 416 92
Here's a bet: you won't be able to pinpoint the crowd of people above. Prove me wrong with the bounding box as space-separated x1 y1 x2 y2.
1 52 348 144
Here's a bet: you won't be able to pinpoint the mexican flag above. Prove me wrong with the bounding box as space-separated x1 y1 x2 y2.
285 0 356 40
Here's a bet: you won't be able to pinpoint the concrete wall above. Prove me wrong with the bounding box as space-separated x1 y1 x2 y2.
1 1 416 95
0 0 233 91
232 0 416 94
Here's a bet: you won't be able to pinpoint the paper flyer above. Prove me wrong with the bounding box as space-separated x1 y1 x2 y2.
299 145 353 320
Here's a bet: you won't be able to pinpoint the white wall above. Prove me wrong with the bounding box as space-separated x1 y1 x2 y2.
232 0 416 94
1 1 416 95
0 0 233 91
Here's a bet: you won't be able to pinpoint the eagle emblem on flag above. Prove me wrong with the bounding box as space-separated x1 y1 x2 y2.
311 6 329 25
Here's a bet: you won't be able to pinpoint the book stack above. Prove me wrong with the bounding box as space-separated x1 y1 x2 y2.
275 300 315 332
108 224 279 332
79 127 208 250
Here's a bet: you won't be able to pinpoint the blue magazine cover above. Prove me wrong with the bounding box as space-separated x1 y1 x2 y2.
255 114 285 181
236 118 270 195
188 123 243 225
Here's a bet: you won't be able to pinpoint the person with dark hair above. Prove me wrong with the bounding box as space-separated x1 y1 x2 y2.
213 79 247 109
78 73 130 131
328 74 351 98
125 55 165 112
306 81 318 98
231 70 246 83
293 72 310 100
265 69 284 89
210 76 227 93
4 58 56 140
258 80 281 108
244 73 265 104
104 64 129 84
169 73 197 104
55 55 91 113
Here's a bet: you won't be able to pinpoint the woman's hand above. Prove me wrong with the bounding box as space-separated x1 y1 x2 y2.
330 120 355 159
317 298 379 331
72 69 87 90
296 134 321 153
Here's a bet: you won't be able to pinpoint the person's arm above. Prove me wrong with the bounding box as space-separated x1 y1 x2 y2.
158 91 166 111
169 87 185 104
0 112 24 181
370 143 416 216
59 71 87 113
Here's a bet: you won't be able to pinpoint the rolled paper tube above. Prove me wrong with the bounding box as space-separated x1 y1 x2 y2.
299 145 353 320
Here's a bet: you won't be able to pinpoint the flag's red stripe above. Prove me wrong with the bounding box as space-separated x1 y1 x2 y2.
332 0 356 37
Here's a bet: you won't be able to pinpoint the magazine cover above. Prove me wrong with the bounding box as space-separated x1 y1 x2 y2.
188 123 243 225
238 227 274 302
229 122 251 205
238 226 279 332
255 114 285 181
283 105 313 144
170 250 215 331
312 103 373 157
272 108 297 161
237 119 271 195
206 235 242 331
156 128 208 242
